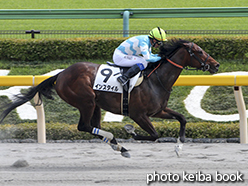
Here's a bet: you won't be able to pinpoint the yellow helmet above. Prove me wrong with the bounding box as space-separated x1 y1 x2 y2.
149 27 167 41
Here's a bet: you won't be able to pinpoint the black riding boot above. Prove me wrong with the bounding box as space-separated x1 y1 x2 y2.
117 64 141 91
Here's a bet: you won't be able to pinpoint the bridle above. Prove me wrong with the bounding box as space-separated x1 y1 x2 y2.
167 42 210 71
148 42 211 93
186 42 210 71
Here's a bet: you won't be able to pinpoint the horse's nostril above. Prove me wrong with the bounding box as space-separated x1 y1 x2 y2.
216 64 220 68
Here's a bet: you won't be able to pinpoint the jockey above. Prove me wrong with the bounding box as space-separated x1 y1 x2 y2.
113 27 167 91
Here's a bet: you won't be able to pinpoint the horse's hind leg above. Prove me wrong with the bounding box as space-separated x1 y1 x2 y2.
78 106 130 158
91 127 130 158
90 105 101 129
55 67 129 157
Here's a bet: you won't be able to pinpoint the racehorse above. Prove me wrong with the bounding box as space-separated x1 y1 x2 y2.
0 39 219 158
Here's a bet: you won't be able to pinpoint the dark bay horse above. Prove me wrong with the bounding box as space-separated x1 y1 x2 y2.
0 39 219 158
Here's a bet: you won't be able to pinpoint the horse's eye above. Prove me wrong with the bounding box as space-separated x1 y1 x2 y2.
198 51 203 55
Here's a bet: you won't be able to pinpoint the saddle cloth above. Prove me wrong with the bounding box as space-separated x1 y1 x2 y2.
93 64 142 93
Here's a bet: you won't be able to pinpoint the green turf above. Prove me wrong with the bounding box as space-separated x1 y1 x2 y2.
1 0 247 9
0 0 247 30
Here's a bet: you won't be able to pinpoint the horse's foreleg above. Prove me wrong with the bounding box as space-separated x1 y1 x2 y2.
153 107 186 143
130 115 159 141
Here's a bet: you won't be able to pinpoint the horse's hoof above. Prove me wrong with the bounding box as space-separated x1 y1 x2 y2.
174 143 183 157
124 124 135 134
110 143 122 151
121 151 131 158
179 136 185 143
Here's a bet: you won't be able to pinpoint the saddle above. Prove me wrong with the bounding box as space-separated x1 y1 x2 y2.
106 61 143 87
105 61 163 116
106 61 143 116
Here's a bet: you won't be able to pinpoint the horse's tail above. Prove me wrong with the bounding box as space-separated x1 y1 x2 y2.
0 73 60 123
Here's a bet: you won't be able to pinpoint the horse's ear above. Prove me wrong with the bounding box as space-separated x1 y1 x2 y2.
182 42 190 48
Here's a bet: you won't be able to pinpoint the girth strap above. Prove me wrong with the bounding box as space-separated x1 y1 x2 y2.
121 87 129 116
121 68 129 116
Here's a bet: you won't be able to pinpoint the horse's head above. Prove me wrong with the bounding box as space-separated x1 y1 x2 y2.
182 42 220 74
159 39 220 74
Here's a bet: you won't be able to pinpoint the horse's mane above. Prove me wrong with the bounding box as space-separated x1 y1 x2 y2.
159 39 190 59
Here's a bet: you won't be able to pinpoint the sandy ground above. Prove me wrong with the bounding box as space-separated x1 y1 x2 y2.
0 142 248 186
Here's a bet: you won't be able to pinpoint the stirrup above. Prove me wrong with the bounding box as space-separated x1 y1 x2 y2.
117 76 129 91
121 80 128 86
117 76 128 86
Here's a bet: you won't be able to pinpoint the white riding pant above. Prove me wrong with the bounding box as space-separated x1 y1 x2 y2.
113 49 148 69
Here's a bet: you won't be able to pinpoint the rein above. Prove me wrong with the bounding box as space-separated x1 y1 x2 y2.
147 62 161 78
167 58 183 69
146 57 184 78
145 42 211 93
186 43 210 71
146 42 210 93
165 42 210 71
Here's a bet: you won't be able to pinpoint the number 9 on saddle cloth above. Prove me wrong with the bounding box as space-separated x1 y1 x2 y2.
93 63 143 116
93 63 142 94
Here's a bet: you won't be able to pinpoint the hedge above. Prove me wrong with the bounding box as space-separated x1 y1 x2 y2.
0 36 248 62
0 37 120 61
0 122 240 140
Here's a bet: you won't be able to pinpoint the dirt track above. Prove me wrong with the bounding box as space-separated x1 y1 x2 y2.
0 142 248 186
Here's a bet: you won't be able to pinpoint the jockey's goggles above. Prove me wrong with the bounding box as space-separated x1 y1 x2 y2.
155 39 163 46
